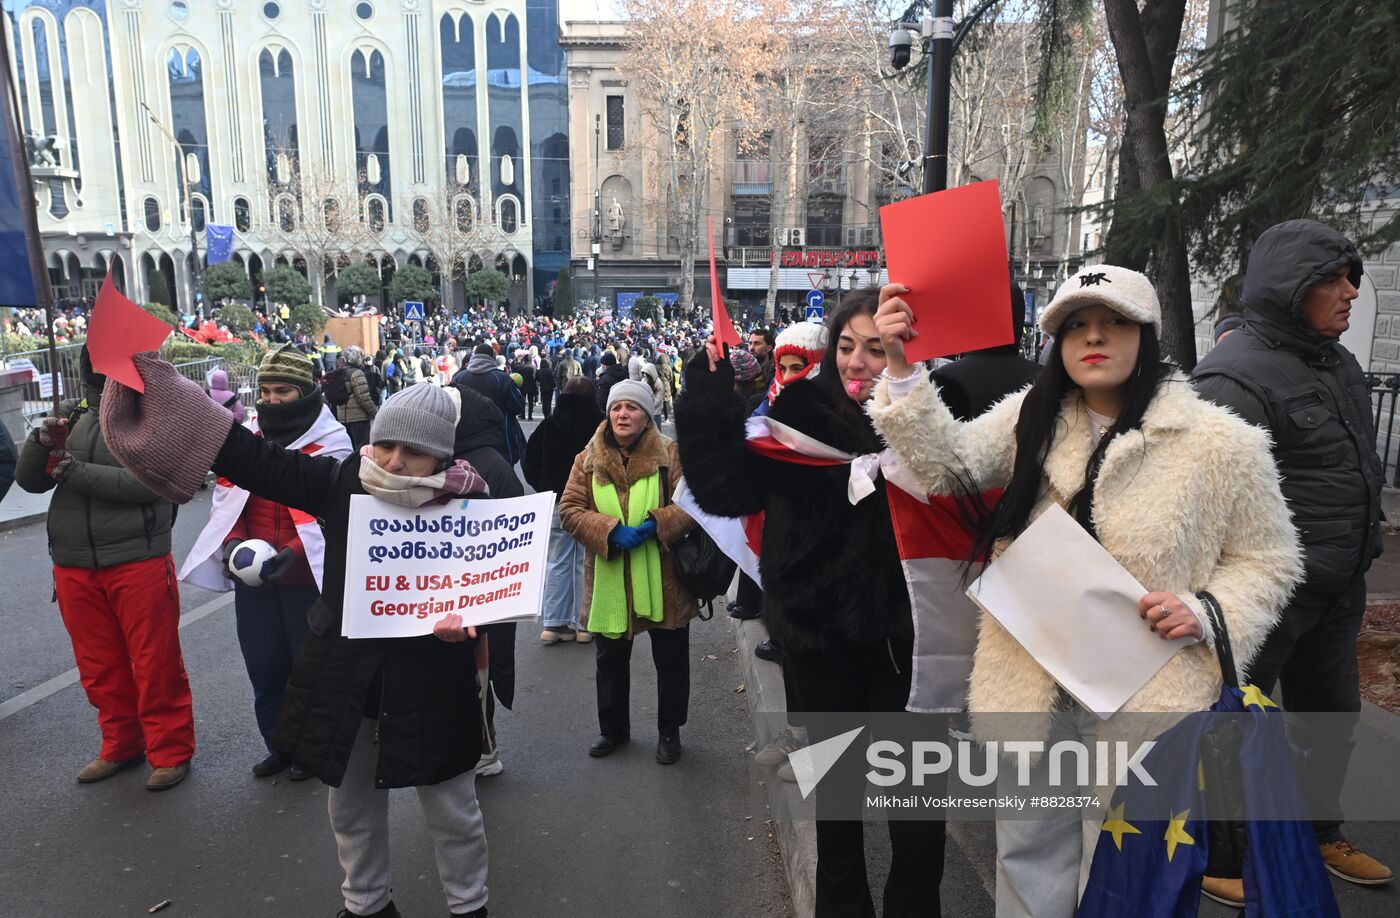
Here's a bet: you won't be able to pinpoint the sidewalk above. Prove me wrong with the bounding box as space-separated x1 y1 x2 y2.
0 485 50 531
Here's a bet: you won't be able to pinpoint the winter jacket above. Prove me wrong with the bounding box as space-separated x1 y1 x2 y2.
448 384 523 500
0 423 15 503
1193 219 1383 598
559 423 699 637
931 347 1042 421
208 369 246 424
334 367 377 425
868 371 1302 733
523 392 603 499
453 355 526 463
15 393 175 569
555 354 582 389
595 363 629 413
675 360 912 655
210 423 484 788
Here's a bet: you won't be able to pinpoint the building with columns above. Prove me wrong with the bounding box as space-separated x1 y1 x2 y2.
4 0 570 314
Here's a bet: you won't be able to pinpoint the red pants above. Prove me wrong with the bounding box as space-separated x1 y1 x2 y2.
54 556 196 767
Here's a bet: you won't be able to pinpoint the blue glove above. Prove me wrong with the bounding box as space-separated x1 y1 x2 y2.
635 519 658 543
608 524 646 552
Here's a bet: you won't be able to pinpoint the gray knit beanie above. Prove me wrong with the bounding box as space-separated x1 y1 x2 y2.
606 378 656 418
370 385 458 459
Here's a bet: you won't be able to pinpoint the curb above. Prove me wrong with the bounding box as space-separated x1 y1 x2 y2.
0 509 46 533
732 614 816 918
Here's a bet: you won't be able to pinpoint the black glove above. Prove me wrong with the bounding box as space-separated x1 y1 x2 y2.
682 343 733 398
259 547 297 585
220 540 240 575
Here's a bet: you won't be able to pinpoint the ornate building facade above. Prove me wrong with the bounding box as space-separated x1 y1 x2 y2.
5 0 570 313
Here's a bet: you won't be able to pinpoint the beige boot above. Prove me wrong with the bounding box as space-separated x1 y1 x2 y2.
1200 876 1244 908
77 756 142 784
1319 837 1394 885
145 762 189 791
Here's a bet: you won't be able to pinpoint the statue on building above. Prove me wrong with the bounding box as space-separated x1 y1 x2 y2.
24 131 60 168
607 196 625 238
1032 202 1047 238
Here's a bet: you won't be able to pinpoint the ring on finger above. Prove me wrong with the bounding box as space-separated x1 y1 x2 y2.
1159 604 1171 620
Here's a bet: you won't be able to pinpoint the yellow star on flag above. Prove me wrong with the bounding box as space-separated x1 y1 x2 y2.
1241 683 1279 711
1164 809 1196 862
1100 801 1141 851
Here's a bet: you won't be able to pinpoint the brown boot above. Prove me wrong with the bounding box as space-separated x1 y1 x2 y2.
145 762 190 791
1319 837 1394 885
1200 875 1244 908
77 756 143 784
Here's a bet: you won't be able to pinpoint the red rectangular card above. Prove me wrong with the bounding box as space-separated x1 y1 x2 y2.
878 180 1013 362
708 215 742 349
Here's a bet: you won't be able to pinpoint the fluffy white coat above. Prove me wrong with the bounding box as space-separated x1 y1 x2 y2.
868 371 1302 736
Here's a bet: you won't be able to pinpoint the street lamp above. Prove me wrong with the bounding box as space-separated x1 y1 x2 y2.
141 101 205 313
889 0 1003 195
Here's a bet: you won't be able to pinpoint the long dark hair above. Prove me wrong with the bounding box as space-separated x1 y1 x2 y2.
969 324 1171 563
809 288 882 434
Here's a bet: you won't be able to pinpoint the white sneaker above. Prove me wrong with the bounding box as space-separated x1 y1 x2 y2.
540 627 577 643
754 728 804 766
575 630 594 644
476 747 504 776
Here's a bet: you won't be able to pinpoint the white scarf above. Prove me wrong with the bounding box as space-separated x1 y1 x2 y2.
356 445 489 507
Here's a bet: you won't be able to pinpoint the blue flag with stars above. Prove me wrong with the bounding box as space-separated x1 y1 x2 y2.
1077 684 1338 917
205 223 234 264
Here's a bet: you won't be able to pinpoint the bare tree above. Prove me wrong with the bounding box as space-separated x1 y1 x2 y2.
262 167 380 307
623 0 777 314
407 184 496 315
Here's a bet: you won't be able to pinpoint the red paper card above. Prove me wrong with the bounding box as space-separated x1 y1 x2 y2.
87 269 173 393
708 215 742 350
878 180 1012 362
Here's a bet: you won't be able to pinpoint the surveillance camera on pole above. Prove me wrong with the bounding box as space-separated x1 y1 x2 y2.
888 28 914 70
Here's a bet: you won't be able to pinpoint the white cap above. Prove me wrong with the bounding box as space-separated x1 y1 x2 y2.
1038 264 1161 336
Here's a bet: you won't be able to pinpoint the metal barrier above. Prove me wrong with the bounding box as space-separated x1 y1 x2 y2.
1367 374 1400 486
1 343 260 429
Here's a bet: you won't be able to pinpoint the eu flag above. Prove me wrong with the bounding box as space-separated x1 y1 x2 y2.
206 223 234 264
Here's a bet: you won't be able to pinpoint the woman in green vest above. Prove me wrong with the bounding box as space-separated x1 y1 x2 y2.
559 379 700 764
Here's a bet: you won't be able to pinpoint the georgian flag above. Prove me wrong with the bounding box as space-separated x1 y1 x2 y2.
674 415 986 713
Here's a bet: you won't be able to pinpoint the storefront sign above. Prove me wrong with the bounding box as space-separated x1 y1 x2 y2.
779 249 882 269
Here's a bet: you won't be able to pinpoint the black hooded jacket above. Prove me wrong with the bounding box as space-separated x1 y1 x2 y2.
1193 219 1383 596
675 355 911 655
522 391 604 498
450 383 524 501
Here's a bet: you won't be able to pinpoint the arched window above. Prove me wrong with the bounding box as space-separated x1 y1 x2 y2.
351 48 391 216
191 195 207 232
233 196 252 233
499 197 518 235
259 49 299 194
367 197 386 233
439 13 478 192
323 197 341 232
144 197 161 232
487 14 524 201
412 197 430 234
455 195 475 232
277 196 296 232
168 48 213 210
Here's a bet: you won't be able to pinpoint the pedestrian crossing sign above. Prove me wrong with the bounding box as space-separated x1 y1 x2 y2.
403 301 425 321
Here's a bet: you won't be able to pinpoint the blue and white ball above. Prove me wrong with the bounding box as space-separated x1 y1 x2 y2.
229 538 278 587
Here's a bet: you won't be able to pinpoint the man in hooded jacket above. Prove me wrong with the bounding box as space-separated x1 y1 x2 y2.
1194 219 1391 889
452 344 526 464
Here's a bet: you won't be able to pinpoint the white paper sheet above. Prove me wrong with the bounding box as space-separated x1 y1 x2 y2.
965 504 1179 718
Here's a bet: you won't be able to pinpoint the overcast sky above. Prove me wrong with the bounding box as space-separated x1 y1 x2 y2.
558 0 626 23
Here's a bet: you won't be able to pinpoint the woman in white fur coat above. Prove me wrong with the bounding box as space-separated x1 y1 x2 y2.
869 264 1303 918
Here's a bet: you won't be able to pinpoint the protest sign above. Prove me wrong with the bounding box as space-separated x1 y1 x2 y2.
878 179 1013 362
342 491 555 639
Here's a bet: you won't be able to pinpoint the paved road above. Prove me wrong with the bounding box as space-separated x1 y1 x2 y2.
0 421 789 918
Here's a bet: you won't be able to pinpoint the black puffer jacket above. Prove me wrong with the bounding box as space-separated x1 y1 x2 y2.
522 391 604 498
675 356 911 655
1193 219 1383 597
212 424 484 789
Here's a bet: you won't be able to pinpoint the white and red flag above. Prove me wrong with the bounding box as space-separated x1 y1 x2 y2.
674 415 987 713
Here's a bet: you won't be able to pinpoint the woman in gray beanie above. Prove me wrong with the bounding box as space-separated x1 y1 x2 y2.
559 378 700 764
100 358 493 918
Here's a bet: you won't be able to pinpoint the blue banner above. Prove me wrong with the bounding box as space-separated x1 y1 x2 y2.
205 223 234 264
0 32 38 307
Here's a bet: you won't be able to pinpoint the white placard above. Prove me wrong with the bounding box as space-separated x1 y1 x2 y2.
342 491 555 639
965 503 1179 718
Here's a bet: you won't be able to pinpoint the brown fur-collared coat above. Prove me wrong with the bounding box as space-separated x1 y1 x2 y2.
559 421 698 637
